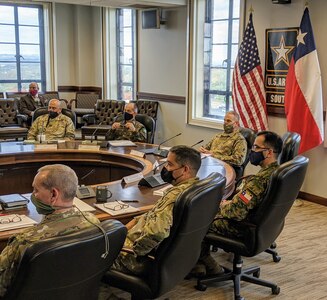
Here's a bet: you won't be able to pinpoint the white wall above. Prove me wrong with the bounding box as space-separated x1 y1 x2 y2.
138 0 327 199
55 3 102 99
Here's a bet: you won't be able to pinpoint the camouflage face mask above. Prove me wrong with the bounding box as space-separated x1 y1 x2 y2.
31 193 55 215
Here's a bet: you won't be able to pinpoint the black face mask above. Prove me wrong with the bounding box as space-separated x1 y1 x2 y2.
160 166 183 184
249 150 266 166
124 112 133 121
49 111 59 119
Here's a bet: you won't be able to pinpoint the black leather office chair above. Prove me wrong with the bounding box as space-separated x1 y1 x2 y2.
196 156 309 300
0 99 28 140
102 173 226 300
135 114 155 143
278 131 301 164
4 220 127 300
264 131 301 262
32 107 76 128
231 127 256 181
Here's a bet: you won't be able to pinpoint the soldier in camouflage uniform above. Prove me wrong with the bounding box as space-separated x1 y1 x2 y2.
111 145 201 275
106 102 147 142
192 131 283 277
0 164 99 297
27 99 75 141
199 111 247 166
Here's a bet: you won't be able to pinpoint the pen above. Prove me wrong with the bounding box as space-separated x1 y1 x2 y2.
120 200 139 203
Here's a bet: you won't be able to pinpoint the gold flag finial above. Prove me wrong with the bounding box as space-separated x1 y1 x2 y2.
249 5 254 13
305 1 309 7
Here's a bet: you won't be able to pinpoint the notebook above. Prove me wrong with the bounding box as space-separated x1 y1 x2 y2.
0 194 29 208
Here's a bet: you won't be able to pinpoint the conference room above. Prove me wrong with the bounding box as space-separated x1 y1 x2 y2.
0 0 327 299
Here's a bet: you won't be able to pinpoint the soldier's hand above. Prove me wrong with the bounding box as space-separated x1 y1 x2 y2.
199 146 211 154
125 123 136 131
112 122 121 129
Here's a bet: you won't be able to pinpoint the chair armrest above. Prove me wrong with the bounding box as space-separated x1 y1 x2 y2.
16 114 28 127
69 99 76 109
121 247 155 260
82 113 96 124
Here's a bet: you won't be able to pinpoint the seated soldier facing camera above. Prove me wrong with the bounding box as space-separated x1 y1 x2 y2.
105 103 147 143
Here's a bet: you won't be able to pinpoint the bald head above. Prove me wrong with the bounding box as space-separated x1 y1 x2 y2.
48 99 62 117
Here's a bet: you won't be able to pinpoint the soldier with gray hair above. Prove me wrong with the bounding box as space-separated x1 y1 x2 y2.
199 110 247 166
27 99 75 141
0 164 99 297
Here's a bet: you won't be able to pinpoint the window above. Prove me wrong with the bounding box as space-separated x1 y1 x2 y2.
188 0 244 129
0 3 46 92
116 8 136 101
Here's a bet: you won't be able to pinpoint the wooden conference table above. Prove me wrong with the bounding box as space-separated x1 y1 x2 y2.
0 140 235 248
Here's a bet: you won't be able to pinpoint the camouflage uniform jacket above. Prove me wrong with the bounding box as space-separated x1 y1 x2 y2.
106 119 147 143
209 161 279 238
27 113 75 141
113 177 199 275
205 130 247 166
0 208 99 296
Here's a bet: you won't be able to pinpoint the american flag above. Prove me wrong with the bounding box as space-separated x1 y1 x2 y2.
232 13 268 132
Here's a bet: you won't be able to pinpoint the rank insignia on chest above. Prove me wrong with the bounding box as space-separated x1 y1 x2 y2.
239 190 253 205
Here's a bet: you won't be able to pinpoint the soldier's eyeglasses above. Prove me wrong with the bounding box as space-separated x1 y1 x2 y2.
0 214 22 224
252 145 270 151
104 200 129 211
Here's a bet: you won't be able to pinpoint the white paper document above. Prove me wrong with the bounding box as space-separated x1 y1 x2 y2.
122 172 144 184
108 140 136 147
94 201 139 216
0 214 37 232
73 197 96 212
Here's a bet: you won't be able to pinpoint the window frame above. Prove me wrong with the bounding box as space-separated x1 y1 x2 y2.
116 8 136 101
0 2 49 92
103 8 137 100
187 0 245 129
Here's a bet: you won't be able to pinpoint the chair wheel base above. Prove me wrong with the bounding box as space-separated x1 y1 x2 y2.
195 283 207 291
273 255 281 263
272 286 280 295
253 270 260 278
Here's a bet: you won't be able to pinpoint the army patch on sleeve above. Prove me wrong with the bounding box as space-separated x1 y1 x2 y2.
239 190 253 205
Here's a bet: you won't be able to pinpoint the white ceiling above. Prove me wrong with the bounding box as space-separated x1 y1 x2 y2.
31 0 186 8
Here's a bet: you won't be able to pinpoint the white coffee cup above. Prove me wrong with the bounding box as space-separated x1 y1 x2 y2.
37 134 46 143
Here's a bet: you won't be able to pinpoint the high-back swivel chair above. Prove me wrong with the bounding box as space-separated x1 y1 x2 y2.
4 219 127 300
265 131 301 262
232 127 256 181
103 173 226 300
196 156 309 300
32 107 76 128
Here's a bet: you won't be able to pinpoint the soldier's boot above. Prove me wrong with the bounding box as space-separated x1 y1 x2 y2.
201 254 224 276
188 262 207 278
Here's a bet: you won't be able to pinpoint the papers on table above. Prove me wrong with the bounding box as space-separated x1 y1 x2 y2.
122 172 144 184
0 214 37 232
108 140 136 147
153 184 173 196
95 201 139 216
73 197 96 212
